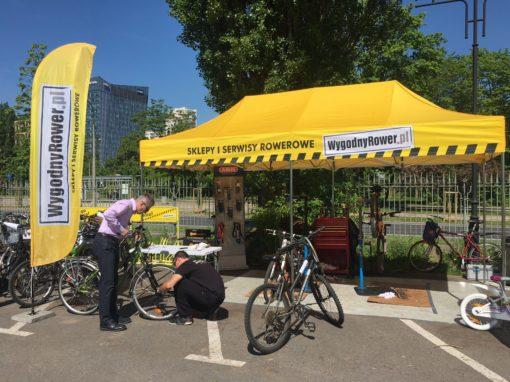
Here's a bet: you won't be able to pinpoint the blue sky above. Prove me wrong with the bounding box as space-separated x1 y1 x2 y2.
0 0 508 124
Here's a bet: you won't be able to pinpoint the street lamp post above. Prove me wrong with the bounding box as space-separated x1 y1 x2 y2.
88 101 98 206
91 115 96 205
414 0 489 228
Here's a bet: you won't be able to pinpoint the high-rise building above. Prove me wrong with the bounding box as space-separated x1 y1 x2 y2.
87 76 148 161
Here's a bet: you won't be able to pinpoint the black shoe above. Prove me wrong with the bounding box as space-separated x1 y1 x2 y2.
117 316 132 324
100 320 127 332
168 315 193 326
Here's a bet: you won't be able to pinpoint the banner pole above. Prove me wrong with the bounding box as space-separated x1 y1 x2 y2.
30 266 35 316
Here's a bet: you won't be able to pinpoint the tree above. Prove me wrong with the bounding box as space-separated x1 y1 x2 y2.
169 108 197 134
0 103 16 179
428 49 510 142
131 99 173 136
3 43 48 180
15 43 47 116
101 129 145 177
167 1 445 112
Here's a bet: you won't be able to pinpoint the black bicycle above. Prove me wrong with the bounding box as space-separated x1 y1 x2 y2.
1 214 31 292
245 227 344 354
59 225 176 319
8 216 97 308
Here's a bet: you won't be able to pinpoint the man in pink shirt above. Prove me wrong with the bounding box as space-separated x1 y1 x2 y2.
94 194 154 332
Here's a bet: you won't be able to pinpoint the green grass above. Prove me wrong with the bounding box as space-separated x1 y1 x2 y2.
360 235 463 275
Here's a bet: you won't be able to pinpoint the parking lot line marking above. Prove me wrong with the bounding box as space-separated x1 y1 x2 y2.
0 322 33 337
401 319 508 382
185 354 246 367
185 320 246 367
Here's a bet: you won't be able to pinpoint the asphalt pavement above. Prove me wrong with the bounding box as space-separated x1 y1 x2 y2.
0 288 509 382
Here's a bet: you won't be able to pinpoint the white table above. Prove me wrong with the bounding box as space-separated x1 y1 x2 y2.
141 244 222 270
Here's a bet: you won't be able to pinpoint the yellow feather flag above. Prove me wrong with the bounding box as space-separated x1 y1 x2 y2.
30 43 95 266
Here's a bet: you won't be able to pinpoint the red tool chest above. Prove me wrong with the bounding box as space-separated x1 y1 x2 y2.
312 217 350 275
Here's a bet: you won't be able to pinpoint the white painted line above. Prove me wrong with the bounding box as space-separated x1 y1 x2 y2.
0 321 33 337
401 319 508 382
206 320 224 359
185 320 245 367
185 354 246 367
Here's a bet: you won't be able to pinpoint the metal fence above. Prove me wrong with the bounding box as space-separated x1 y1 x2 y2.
1 170 508 237
361 170 509 237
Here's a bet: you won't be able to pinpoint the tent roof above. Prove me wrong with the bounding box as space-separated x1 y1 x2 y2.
140 81 505 171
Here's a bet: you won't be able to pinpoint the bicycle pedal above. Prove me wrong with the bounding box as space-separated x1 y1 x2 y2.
304 321 316 333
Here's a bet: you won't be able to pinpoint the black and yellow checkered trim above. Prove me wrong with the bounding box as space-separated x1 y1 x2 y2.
141 143 500 168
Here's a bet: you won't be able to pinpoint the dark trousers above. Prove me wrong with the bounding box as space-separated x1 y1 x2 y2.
93 234 120 325
174 278 224 317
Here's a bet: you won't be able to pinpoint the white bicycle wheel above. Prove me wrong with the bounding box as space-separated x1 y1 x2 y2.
460 293 498 331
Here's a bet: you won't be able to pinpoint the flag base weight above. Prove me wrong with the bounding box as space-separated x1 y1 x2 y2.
12 309 55 324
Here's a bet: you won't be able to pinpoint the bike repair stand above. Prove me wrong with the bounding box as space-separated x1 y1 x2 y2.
354 197 390 296
11 266 55 324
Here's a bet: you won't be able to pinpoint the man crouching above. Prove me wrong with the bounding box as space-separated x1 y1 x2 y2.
158 251 225 325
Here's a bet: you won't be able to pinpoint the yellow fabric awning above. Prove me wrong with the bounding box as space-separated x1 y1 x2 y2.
140 81 506 171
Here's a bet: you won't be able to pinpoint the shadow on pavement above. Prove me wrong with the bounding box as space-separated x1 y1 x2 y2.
490 325 510 348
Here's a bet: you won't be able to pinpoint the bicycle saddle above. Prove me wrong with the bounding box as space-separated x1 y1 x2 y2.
490 275 510 282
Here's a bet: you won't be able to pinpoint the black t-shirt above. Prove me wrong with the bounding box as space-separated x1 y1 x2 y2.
176 260 225 297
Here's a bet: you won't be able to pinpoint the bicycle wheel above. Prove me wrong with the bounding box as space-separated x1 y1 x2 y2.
408 240 443 272
244 283 292 354
59 260 99 315
460 293 498 331
8 260 55 307
470 243 501 263
132 264 175 320
310 273 344 327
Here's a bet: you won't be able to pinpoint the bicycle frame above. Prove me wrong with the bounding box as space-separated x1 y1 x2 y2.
270 236 321 331
436 229 489 263
472 282 510 321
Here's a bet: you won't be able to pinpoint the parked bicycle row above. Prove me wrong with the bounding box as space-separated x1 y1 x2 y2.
0 212 99 308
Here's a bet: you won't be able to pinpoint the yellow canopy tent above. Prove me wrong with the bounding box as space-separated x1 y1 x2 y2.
140 80 505 170
139 80 507 277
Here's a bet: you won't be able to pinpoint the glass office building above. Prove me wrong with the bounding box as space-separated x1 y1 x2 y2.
87 76 148 161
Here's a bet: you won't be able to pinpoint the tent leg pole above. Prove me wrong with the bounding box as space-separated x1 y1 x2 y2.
501 154 507 277
357 198 364 290
482 162 486 282
290 161 293 238
331 160 335 217
140 164 144 224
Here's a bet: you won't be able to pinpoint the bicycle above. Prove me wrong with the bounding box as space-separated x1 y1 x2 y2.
407 217 501 272
8 216 97 308
58 225 176 320
244 227 344 354
1 214 31 293
262 229 301 302
460 274 510 330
